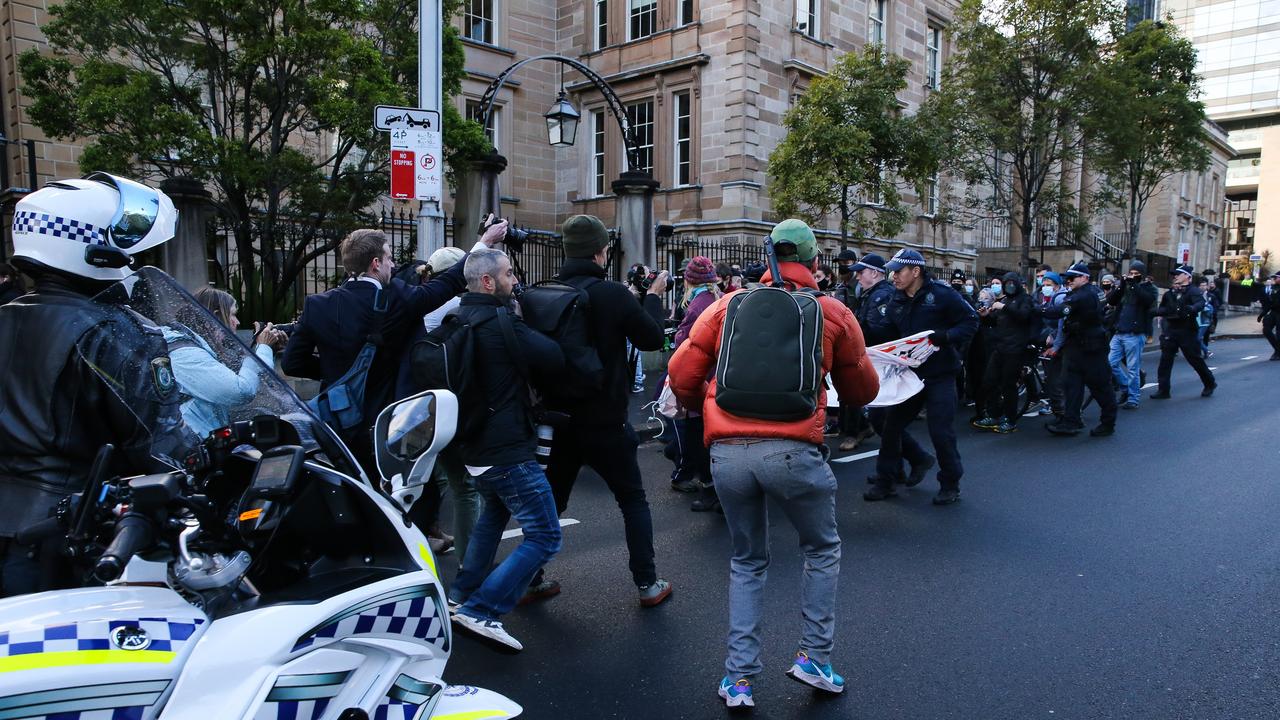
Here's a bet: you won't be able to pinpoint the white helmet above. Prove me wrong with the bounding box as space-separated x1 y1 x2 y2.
11 173 178 282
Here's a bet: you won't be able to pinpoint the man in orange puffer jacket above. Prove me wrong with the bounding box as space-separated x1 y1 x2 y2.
667 219 878 710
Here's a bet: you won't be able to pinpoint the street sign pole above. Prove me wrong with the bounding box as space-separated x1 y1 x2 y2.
418 0 445 258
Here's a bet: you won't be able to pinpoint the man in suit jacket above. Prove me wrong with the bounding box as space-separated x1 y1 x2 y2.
283 225 502 473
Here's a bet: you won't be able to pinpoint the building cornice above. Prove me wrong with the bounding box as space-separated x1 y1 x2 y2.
565 54 711 93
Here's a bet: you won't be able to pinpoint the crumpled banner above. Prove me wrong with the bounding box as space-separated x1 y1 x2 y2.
828 331 938 408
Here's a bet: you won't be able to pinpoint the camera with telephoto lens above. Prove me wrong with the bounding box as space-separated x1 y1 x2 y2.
478 215 529 252
627 263 670 292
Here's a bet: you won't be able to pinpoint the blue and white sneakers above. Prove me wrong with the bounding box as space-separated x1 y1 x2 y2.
786 651 845 693
718 677 754 708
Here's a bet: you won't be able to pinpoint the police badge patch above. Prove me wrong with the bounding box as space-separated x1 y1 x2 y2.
925 293 936 305
151 357 176 397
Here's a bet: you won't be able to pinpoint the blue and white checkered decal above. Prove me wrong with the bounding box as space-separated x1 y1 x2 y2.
12 210 103 244
292 585 446 654
373 699 421 720
253 698 330 720
0 616 205 658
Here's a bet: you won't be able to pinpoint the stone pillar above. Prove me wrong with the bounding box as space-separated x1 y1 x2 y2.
455 152 508 246
159 177 213 290
612 171 660 273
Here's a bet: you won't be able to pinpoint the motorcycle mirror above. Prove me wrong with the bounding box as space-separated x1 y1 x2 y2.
372 390 459 511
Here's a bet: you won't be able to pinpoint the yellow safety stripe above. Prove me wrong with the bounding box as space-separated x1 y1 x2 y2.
418 542 438 577
0 649 177 674
431 712 510 720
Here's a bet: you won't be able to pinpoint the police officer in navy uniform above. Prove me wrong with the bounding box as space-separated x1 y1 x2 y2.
1258 270 1280 360
855 254 932 486
1038 262 1119 437
865 249 978 506
1152 265 1217 398
0 175 192 597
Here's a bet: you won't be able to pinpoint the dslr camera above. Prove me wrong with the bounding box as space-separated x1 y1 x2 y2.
478 215 529 252
627 263 670 292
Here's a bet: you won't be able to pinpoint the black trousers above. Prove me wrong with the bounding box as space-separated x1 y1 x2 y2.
1043 353 1065 413
546 422 657 587
840 404 870 436
981 351 1023 422
876 377 961 491
1157 329 1216 394
1263 315 1280 355
1061 347 1118 428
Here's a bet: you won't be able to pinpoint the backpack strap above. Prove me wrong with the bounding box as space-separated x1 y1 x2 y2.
364 287 390 347
495 307 536 411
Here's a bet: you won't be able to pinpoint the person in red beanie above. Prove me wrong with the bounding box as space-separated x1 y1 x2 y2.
671 256 722 509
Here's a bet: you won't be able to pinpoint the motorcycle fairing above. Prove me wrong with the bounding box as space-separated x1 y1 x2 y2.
292 584 448 655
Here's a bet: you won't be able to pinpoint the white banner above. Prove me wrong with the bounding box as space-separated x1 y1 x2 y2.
827 331 937 408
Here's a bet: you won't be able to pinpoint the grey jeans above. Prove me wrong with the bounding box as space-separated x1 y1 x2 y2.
711 438 841 679
437 450 480 564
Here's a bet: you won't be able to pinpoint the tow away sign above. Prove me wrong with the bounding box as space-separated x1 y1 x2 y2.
377 105 442 202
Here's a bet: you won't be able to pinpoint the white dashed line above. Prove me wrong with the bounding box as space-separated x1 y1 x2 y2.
502 518 580 540
1242 355 1260 360
1141 383 1158 389
832 449 880 464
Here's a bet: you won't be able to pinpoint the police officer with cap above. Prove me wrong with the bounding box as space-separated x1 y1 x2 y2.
1038 261 1119 436
1152 264 1217 398
1259 270 1280 360
866 249 978 506
0 174 191 596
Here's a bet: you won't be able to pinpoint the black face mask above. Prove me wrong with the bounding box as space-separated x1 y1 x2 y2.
817 278 831 291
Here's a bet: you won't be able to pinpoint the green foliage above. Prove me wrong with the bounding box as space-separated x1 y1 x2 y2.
1085 19 1210 259
927 0 1120 272
767 46 942 247
19 0 490 320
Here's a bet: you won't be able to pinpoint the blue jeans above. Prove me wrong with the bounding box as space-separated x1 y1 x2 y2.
449 461 561 622
1108 333 1145 405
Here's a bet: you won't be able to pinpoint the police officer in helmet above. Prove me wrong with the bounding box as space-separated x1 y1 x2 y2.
0 174 189 597
1038 262 1119 437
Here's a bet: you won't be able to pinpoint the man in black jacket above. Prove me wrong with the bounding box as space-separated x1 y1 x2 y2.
446 248 565 652
1040 263 1119 437
1107 261 1158 409
539 214 673 607
1259 271 1280 360
972 271 1036 434
283 227 495 474
1152 265 1217 399
0 263 24 305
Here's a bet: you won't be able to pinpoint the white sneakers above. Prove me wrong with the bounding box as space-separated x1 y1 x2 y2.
451 612 523 652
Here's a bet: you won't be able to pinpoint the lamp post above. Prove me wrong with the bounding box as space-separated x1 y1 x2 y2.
468 54 659 274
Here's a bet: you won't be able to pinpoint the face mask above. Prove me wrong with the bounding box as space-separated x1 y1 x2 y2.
991 283 1003 295
1042 285 1053 297
817 278 831 291
964 284 974 294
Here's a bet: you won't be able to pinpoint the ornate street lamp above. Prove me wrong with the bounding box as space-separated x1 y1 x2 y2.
544 91 581 147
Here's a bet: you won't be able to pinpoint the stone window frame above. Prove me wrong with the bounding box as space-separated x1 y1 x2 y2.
671 89 695 187
464 99 501 153
591 108 608 197
624 97 656 175
926 25 943 90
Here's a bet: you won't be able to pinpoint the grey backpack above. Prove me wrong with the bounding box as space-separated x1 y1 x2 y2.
714 242 824 421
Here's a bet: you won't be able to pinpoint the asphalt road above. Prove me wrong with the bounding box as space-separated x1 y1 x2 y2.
445 337 1280 720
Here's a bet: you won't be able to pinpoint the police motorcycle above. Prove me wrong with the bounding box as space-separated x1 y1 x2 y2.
0 267 521 720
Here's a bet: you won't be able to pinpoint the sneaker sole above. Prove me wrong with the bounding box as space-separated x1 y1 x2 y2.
639 584 673 608
718 686 755 708
786 665 845 694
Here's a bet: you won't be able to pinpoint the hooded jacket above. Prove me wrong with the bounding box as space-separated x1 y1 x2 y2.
987 272 1037 354
667 263 879 446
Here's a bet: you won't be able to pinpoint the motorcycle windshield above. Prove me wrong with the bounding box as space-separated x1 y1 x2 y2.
82 267 356 474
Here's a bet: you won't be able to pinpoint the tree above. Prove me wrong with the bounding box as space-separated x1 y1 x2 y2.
1086 19 1210 265
929 0 1119 274
767 46 941 249
20 0 489 320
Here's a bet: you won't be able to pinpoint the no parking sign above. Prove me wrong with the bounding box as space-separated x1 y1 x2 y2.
376 105 442 202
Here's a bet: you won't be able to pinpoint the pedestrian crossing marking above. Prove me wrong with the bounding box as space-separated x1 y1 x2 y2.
502 518 580 541
832 449 879 464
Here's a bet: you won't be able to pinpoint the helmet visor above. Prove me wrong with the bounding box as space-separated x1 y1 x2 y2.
85 172 162 250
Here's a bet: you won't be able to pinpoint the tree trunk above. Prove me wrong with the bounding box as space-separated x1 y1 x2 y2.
1127 185 1141 269
1019 196 1034 276
840 186 850 250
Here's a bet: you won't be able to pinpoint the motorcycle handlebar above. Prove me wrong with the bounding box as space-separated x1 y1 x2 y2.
94 512 154 583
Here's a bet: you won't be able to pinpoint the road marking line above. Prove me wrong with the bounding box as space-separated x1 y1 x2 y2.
832 449 880 464
502 518 579 540
1141 383 1158 389
1242 355 1260 360
1208 367 1218 371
